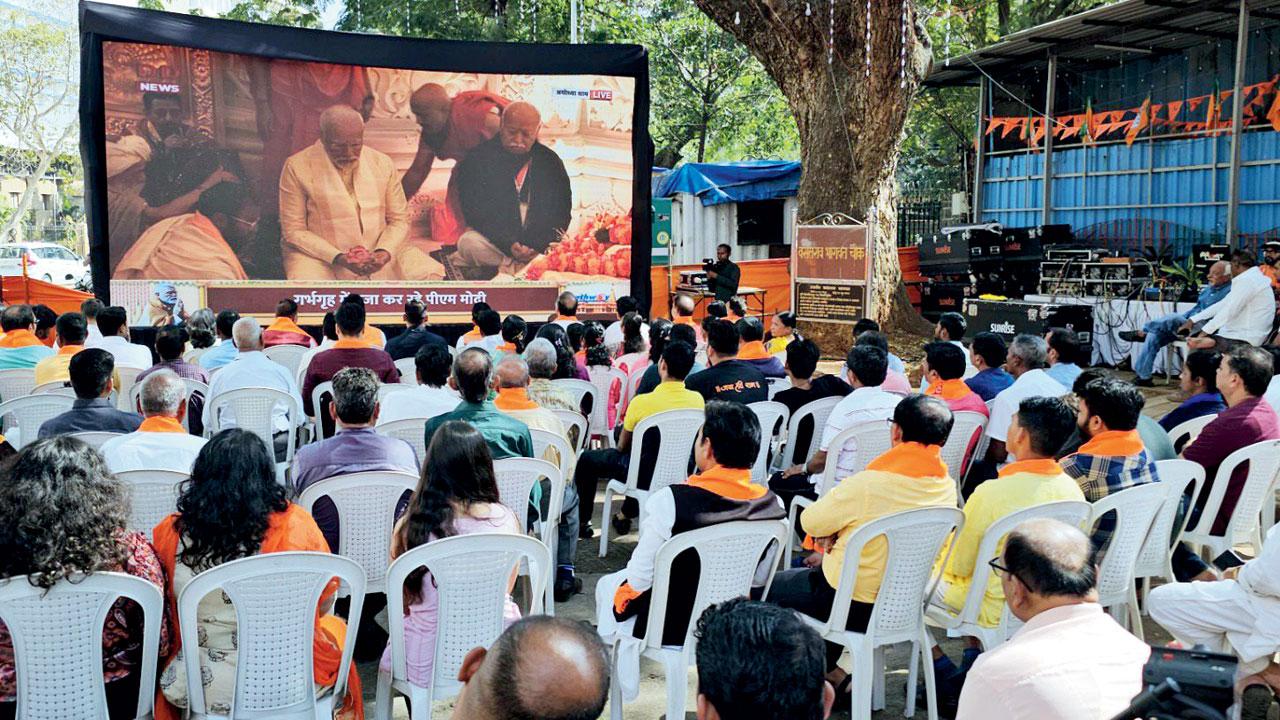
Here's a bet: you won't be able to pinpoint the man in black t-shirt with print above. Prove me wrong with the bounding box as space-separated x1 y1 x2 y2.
685 319 768 404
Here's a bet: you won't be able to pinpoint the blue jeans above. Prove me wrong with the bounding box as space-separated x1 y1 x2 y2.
1134 313 1188 380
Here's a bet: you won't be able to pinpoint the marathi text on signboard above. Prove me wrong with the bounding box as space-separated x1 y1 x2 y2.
792 223 871 325
796 282 865 324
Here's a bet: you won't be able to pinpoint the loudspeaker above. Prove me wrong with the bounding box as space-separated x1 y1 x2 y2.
963 299 1093 345
921 281 972 320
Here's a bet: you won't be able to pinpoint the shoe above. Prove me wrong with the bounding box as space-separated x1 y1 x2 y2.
611 513 632 537
1240 683 1276 720
1119 330 1146 343
554 574 583 603
578 521 594 540
1134 377 1155 388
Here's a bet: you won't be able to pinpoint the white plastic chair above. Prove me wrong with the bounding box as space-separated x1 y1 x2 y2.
767 376 791 400
375 418 429 468
68 430 125 449
553 377 600 423
1183 439 1280 558
376 534 551 720
494 457 564 615
0 571 163 720
923 500 1091 651
31 380 70 395
117 469 189 538
206 386 302 482
114 366 144 412
550 408 590 453
566 373 614 446
530 427 575 484
378 383 411 401
1134 460 1205 621
1167 413 1216 454
310 381 335 438
0 393 74 449
941 411 988 505
604 519 790 720
971 399 998 462
779 506 963 720
298 471 418 599
0 367 36 402
772 396 840 473
129 378 209 433
175 552 365 720
599 408 705 557
1088 482 1168 636
747 400 790 486
264 343 309 378
393 356 417 381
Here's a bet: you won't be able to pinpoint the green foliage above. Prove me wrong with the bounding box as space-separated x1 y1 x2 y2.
224 0 325 28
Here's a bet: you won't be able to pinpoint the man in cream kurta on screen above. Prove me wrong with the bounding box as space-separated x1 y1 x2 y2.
279 104 416 280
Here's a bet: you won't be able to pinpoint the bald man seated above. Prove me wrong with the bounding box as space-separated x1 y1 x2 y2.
451 616 609 720
450 101 572 280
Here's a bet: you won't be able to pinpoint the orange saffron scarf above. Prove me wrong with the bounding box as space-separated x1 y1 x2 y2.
737 340 770 361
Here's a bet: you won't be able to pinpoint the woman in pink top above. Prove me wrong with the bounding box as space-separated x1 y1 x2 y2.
380 421 522 686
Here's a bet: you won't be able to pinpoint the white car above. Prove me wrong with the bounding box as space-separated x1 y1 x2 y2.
0 243 90 287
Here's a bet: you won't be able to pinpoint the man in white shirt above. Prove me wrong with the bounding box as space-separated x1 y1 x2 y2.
603 295 648 353
101 369 206 474
551 291 580 330
920 312 977 393
1187 249 1276 349
82 298 105 347
779 345 901 484
94 305 153 370
460 307 505 354
203 317 306 457
956 518 1150 720
378 342 461 425
983 334 1068 466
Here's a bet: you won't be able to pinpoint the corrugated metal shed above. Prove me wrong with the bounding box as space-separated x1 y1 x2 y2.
667 195 799 265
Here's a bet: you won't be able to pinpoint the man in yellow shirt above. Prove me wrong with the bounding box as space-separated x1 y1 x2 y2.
769 394 957 699
571 339 704 539
34 312 120 390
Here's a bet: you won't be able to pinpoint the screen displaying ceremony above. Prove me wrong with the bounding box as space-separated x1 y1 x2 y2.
97 39 638 314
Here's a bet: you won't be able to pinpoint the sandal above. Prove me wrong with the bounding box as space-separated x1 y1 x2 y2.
830 674 854 712
1239 683 1276 720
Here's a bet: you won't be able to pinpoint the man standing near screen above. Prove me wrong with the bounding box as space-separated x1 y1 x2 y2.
278 104 415 280
451 102 572 279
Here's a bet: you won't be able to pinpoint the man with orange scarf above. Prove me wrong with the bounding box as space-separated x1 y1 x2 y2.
734 316 786 378
0 305 54 369
923 341 989 417
263 298 316 348
770 394 958 705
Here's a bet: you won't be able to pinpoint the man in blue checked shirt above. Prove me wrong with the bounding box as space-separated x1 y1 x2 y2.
1121 260 1231 387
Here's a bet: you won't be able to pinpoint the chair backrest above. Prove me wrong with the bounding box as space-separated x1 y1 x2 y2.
625 408 706 496
1135 460 1207 580
117 469 189 537
817 419 894 496
310 380 335 438
114 366 144 412
550 408 589 452
1167 413 1216 455
642 519 789 651
828 506 964 646
767 376 791 401
553 377 598 419
374 418 429 467
264 344 309 377
619 365 647 416
298 471 419 592
530 427 574 482
568 373 611 438
747 401 790 485
0 394 74 448
129 378 210 433
378 383 410 402
393 356 417 381
31 380 70 395
779 396 841 469
176 552 365 719
1089 482 1169 605
941 411 988 493
207 386 300 463
67 431 125 449
385 534 550 694
0 571 163 720
0 367 36 402
1185 439 1280 548
494 458 564 544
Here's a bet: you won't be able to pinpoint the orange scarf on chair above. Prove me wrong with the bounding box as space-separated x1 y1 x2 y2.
150 504 363 720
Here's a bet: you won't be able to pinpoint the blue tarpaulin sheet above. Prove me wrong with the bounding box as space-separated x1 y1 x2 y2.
655 160 801 206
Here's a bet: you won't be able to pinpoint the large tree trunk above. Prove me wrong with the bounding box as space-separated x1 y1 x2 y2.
691 0 934 357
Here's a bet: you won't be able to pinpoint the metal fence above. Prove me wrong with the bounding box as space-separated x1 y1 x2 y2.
896 192 948 247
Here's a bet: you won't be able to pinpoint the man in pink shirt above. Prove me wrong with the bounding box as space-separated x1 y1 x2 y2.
956 518 1150 720
923 341 989 416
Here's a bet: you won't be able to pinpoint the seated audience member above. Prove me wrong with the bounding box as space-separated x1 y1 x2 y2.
32 304 56 347
576 340 704 538
1043 327 1084 389
1057 369 1175 462
424 348 533 460
453 301 491 349
1122 260 1231 386
1160 348 1226 432
613 312 650 376
101 370 206 474
982 334 1067 466
138 326 209 435
705 301 728 321
1149 522 1280 720
293 367 419 552
450 616 610 720
923 341 989 416
494 355 569 451
671 292 705 345
921 312 976 392
965 331 1014 401
552 290 579 329
0 437 170 720
854 331 912 394
534 323 588 380
685 319 768 404
852 318 906 374
604 295 647 352
385 299 444 361
1185 249 1275 351
726 297 746 322
694 598 833 720
95 306 154 371
381 420 523 686
1265 346 1280 415
38 349 143 438
523 338 578 411
496 315 527 357
34 312 95 386
183 307 216 358
82 297 105 346
203 317 306 457
338 295 386 349
955 519 1151 720
772 338 852 417
735 316 786 378
302 298 399 416
778 345 901 488
636 321 702 397
379 342 460 425
460 308 504 354
766 310 800 355
296 311 338 382
566 323 586 362
596 401 785 697
155 429 362 717
262 298 315 348
0 304 55 369
197 309 241 370
772 395 957 698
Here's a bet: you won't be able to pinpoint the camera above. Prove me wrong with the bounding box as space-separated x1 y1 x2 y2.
702 257 715 272
1109 645 1236 720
